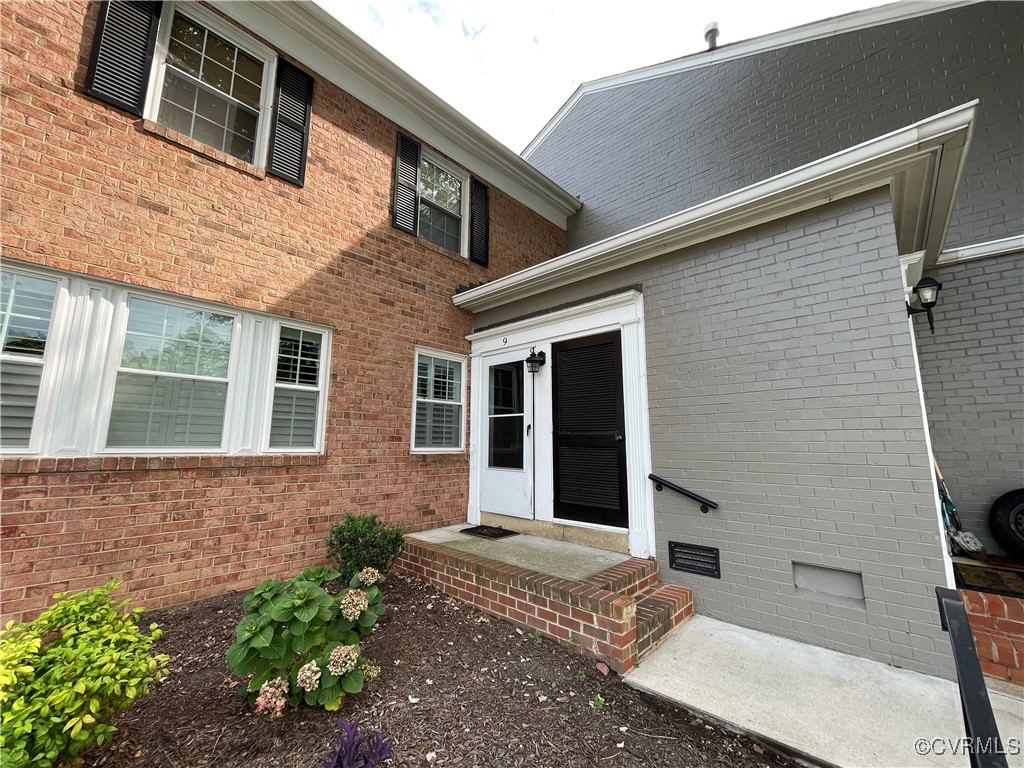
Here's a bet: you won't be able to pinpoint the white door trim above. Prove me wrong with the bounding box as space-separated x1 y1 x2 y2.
467 291 655 557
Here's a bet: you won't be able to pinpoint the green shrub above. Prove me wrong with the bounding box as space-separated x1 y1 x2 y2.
326 513 404 580
0 582 169 768
226 566 386 714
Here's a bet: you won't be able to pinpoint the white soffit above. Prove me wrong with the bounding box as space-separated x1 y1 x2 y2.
207 0 580 228
523 0 977 158
454 102 978 313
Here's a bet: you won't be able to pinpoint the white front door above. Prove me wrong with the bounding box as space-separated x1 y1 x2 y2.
479 349 533 519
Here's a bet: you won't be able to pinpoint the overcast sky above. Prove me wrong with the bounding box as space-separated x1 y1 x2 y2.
317 0 890 154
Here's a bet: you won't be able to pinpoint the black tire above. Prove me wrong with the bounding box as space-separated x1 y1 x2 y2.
989 489 1024 560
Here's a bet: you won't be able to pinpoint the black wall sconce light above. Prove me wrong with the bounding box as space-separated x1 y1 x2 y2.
906 276 942 334
525 347 546 373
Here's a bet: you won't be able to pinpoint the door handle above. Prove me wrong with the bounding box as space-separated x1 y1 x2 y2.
614 434 624 442
527 424 532 437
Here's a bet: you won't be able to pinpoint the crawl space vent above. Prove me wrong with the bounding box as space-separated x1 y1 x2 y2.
668 541 721 578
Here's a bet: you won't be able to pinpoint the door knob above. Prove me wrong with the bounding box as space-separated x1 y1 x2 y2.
614 434 624 442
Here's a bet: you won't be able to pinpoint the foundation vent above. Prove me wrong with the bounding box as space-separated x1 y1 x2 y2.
668 541 721 578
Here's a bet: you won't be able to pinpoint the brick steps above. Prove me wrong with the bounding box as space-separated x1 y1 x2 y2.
396 537 694 674
636 582 694 659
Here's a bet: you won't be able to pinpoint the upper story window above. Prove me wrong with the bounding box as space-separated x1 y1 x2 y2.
153 10 271 164
0 263 331 457
85 0 314 186
393 133 490 266
417 153 466 253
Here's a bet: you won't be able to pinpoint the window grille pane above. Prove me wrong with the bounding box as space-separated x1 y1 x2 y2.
121 297 232 378
276 328 321 385
269 389 317 447
419 160 462 213
0 362 43 447
418 203 461 253
107 372 227 448
1 272 57 357
415 355 459 403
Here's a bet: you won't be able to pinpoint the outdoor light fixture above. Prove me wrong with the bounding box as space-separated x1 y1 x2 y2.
906 276 943 334
525 347 546 373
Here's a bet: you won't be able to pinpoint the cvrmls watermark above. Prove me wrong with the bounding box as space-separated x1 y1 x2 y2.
914 737 1021 757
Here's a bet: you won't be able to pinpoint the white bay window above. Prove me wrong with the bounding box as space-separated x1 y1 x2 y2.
0 264 329 456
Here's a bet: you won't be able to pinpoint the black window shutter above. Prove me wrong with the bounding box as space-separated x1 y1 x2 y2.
267 61 314 186
469 179 489 267
393 133 420 235
84 0 162 117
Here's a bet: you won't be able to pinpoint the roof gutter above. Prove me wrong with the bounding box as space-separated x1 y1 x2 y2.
455 101 977 313
208 0 581 228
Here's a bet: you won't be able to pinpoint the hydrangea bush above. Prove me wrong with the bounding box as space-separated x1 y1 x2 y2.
227 566 385 713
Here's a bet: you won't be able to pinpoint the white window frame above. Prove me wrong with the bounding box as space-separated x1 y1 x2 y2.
410 346 467 454
261 321 331 454
144 2 278 168
418 149 471 258
1 262 331 458
0 270 68 455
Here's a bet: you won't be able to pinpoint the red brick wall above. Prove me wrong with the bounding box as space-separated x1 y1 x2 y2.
0 2 564 623
960 589 1024 684
395 540 641 673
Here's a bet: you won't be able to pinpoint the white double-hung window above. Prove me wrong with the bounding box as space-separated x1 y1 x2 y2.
147 3 276 165
0 263 330 456
107 298 234 448
411 347 466 452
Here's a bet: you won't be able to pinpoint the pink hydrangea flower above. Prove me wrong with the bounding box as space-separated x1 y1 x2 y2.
254 677 288 718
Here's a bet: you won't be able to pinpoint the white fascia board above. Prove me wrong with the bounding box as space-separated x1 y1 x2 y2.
456 102 978 313
523 0 977 158
207 0 580 228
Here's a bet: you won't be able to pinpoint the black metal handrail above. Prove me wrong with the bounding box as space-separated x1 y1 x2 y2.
935 587 1009 768
648 473 718 513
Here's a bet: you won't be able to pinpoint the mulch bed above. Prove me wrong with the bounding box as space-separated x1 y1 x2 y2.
83 575 809 768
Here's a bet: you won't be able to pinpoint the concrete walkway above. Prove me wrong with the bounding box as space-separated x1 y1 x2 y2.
626 615 1024 768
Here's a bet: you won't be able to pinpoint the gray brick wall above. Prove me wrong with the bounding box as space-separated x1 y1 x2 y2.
474 189 955 678
527 2 1022 254
916 252 1024 555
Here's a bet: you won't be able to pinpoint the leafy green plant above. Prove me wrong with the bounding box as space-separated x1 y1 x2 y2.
576 670 587 682
565 636 577 648
527 630 543 644
326 513 404 581
590 693 606 711
0 582 168 768
226 566 385 713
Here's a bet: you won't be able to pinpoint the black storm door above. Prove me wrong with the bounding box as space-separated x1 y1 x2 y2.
552 331 628 528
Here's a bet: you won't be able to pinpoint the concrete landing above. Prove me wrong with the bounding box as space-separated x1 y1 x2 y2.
626 615 1024 768
409 525 630 582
